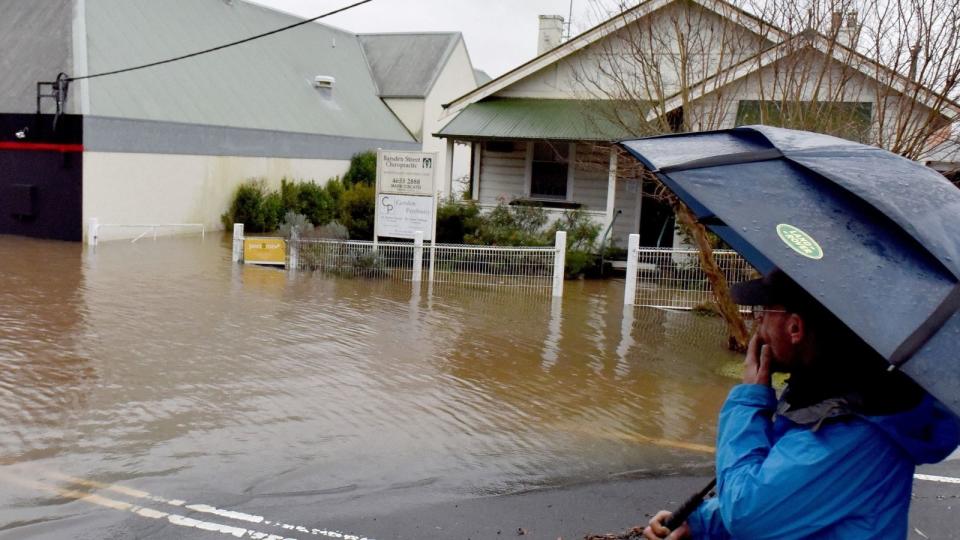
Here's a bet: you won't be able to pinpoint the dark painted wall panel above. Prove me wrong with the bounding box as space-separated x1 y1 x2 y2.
0 114 83 241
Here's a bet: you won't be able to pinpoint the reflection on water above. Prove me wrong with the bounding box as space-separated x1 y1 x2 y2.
0 234 741 536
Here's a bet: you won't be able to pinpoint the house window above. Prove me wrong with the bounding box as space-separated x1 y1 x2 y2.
530 142 569 200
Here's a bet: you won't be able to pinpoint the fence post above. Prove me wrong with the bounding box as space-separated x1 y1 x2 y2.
88 217 99 246
288 229 299 271
624 233 639 305
232 223 244 263
412 231 424 282
552 230 566 298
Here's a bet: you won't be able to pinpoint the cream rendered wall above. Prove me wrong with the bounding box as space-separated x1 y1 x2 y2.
424 39 480 196
383 98 425 141
83 152 349 242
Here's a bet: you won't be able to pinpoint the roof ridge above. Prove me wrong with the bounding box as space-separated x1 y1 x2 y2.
238 0 359 38
443 0 789 111
359 32 464 98
359 31 460 37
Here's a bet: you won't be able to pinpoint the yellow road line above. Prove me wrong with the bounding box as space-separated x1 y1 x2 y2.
557 424 717 454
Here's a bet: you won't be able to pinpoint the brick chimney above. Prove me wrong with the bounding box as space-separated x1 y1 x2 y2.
538 15 564 55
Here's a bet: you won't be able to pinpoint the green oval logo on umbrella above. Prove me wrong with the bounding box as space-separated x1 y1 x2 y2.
776 224 823 260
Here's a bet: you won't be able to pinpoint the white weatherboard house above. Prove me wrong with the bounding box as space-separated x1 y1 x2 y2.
0 0 480 242
436 0 960 251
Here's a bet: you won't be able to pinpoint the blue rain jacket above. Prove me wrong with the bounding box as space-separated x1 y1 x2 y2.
688 384 960 539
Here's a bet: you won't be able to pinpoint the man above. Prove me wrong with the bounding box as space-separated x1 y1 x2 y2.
644 270 960 539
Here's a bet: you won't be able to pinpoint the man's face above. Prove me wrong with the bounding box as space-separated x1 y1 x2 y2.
754 305 803 373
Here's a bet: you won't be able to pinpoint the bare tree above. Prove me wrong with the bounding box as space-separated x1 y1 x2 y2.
568 0 960 349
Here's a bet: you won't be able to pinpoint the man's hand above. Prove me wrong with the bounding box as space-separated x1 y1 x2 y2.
742 333 772 386
642 511 691 539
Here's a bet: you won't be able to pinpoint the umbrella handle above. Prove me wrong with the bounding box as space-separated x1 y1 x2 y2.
663 478 717 531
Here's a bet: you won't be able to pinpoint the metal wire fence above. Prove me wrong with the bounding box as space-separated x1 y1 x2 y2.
292 239 420 281
627 245 758 310
430 244 556 291
277 236 561 295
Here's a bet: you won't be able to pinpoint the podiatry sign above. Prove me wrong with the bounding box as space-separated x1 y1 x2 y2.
377 194 434 240
375 150 438 240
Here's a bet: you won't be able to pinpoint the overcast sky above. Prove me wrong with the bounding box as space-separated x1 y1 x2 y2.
249 0 614 78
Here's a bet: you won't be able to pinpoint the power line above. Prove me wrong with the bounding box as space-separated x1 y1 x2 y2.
66 0 373 82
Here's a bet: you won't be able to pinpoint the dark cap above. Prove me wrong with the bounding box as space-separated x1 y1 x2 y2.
731 269 813 310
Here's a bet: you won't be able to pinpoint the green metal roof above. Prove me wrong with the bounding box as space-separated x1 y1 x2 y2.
359 33 461 98
82 0 415 142
437 98 646 141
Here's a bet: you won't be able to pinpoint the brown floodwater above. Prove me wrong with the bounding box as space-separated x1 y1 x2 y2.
0 233 742 537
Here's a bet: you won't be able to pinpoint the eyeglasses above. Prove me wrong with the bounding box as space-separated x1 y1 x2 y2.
750 306 788 318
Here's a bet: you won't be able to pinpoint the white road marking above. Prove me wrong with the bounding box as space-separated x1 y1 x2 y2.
5 468 379 540
185 504 265 524
914 473 960 484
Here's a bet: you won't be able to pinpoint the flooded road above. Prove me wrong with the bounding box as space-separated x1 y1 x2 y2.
0 234 741 538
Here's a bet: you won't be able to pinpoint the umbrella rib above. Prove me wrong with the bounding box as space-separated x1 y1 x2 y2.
659 149 783 173
888 284 960 369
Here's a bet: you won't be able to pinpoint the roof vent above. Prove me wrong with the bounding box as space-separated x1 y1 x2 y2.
313 75 335 89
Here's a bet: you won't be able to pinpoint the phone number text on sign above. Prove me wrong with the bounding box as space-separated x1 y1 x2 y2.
385 177 424 193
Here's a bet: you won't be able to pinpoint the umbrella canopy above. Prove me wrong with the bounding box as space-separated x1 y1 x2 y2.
619 126 960 417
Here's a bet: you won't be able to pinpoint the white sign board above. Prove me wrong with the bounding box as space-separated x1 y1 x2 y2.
377 151 436 196
376 194 434 240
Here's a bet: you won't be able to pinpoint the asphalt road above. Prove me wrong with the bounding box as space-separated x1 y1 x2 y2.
313 458 960 540
16 457 957 540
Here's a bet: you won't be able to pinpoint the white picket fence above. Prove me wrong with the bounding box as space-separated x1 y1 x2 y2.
234 224 566 297
623 234 757 309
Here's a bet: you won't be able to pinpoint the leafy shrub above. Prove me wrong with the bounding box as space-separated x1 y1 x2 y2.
297 181 336 226
435 198 482 244
338 183 376 239
226 177 351 233
548 208 601 252
565 250 599 278
311 220 349 240
342 151 377 187
280 178 301 214
261 191 284 232
325 177 345 212
221 180 280 233
466 201 550 246
278 211 313 238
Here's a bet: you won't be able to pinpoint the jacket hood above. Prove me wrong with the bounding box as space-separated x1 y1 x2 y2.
863 394 960 465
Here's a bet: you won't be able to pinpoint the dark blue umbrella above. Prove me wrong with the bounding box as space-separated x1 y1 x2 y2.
619 126 960 418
